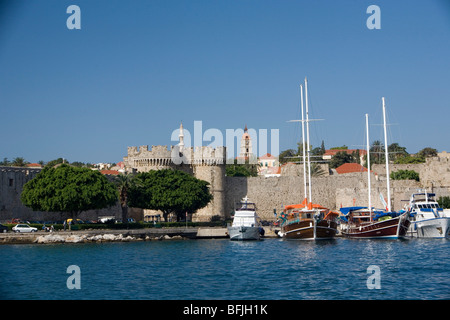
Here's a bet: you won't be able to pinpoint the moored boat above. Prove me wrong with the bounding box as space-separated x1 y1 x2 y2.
339 99 410 239
279 77 339 240
228 196 264 241
340 207 410 239
405 190 450 238
279 199 339 240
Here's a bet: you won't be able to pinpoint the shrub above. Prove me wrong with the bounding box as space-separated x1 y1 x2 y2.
390 169 420 181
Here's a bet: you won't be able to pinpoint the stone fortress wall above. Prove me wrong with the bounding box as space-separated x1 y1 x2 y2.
1 151 449 223
227 152 450 220
0 166 121 222
123 145 227 221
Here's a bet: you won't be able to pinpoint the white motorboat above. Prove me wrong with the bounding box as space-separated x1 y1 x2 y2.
228 196 264 240
405 190 450 238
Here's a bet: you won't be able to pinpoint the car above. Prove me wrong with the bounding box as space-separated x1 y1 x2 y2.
12 224 38 233
65 219 84 224
0 224 8 233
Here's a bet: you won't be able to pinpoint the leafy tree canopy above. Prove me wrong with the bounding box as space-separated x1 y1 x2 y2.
417 147 438 158
329 151 354 169
128 169 213 221
437 196 450 209
20 164 118 217
390 169 420 181
226 159 258 177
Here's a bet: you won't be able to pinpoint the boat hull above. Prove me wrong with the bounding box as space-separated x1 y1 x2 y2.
228 226 261 240
281 219 337 240
407 217 450 238
342 214 410 239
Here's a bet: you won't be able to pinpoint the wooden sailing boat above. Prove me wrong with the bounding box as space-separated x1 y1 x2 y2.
279 77 339 240
340 98 410 239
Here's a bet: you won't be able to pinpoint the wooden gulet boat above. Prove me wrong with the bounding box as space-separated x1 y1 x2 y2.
279 77 339 240
280 199 339 240
341 207 410 239
340 99 410 239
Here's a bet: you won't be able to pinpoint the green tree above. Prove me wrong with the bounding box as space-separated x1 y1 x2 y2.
394 155 425 164
370 140 385 165
310 163 326 176
417 147 438 158
0 158 10 166
12 157 27 167
278 149 297 164
128 169 213 222
329 151 354 169
20 164 118 219
390 169 420 181
320 140 326 155
437 196 450 209
114 172 141 225
226 160 258 177
45 158 66 167
330 145 348 150
388 143 408 161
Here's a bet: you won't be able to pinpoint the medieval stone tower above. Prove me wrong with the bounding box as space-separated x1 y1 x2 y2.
239 124 253 160
123 123 227 222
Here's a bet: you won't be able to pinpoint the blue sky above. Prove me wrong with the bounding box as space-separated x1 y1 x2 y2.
1 0 449 164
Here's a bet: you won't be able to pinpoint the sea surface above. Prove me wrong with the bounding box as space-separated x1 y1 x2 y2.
0 238 448 300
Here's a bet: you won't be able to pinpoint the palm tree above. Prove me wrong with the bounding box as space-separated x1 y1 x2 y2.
12 157 27 167
370 140 385 164
310 163 326 177
114 172 136 226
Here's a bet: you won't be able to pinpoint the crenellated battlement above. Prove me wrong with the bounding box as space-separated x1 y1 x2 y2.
123 145 226 170
122 144 227 221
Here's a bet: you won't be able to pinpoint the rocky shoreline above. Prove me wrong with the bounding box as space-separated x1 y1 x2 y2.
34 233 186 243
0 226 279 244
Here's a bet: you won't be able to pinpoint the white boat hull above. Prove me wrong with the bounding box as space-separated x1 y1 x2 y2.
228 226 261 241
407 217 450 238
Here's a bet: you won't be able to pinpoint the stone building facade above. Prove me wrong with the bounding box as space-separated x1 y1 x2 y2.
1 148 449 223
0 166 121 222
123 144 227 221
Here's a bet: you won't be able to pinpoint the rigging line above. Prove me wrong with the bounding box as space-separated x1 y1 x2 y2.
304 81 325 149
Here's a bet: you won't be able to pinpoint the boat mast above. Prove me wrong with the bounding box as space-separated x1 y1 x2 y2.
300 84 307 201
305 77 312 203
382 97 391 212
366 113 372 218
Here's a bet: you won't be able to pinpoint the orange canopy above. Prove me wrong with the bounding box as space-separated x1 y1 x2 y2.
284 198 329 211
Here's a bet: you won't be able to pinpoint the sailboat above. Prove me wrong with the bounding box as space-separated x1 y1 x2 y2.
279 77 339 240
340 98 410 239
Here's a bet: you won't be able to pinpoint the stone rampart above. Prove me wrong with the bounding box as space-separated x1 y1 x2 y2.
0 166 121 223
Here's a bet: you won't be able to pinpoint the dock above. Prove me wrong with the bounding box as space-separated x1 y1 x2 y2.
0 226 281 244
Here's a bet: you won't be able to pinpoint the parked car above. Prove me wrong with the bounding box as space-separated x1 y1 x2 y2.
12 224 38 233
0 224 8 233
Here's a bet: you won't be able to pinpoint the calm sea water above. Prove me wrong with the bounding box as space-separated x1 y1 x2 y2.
0 238 448 300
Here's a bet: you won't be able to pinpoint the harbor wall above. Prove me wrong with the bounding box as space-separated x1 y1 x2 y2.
1 151 449 223
225 174 429 220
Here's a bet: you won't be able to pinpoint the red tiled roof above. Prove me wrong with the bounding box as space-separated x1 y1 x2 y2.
259 153 276 160
100 170 120 175
26 163 42 168
335 163 368 174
